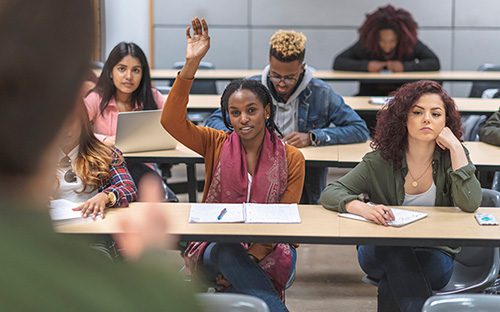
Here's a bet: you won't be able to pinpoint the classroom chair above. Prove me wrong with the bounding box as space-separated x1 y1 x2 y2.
422 294 500 312
362 189 500 295
492 172 500 192
461 115 487 141
173 61 218 94
469 64 500 98
195 293 270 312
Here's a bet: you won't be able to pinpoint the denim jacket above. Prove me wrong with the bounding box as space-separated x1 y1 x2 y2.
204 74 370 146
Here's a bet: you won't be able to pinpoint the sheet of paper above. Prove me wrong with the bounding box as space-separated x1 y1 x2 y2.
338 208 427 227
189 203 245 223
369 97 393 105
49 199 83 221
244 203 301 224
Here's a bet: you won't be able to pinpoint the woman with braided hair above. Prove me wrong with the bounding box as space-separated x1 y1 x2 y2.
161 17 305 312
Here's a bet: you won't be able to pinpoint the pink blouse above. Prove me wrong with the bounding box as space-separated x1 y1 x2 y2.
84 88 165 142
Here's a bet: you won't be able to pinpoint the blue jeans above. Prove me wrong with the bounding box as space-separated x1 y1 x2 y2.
358 245 454 312
201 243 296 312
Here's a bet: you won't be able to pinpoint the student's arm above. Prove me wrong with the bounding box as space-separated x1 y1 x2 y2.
402 40 440 71
204 108 231 131
479 110 500 146
153 88 166 109
280 146 305 204
309 90 370 146
446 147 482 213
160 18 224 156
320 159 371 213
101 149 138 207
333 42 371 72
319 157 394 225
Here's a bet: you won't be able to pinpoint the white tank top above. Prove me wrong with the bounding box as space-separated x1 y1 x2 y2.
403 181 437 206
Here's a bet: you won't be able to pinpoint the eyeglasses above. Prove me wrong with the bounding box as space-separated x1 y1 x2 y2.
268 74 298 85
59 155 77 183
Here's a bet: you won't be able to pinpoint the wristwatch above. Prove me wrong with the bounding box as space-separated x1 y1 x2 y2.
105 191 117 207
309 132 317 146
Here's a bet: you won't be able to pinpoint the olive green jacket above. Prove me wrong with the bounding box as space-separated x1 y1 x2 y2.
320 147 481 213
0 199 201 312
479 109 500 146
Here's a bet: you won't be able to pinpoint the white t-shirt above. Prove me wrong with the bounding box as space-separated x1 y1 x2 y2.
56 145 97 203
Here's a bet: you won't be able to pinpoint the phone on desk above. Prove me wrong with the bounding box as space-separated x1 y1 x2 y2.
475 212 499 226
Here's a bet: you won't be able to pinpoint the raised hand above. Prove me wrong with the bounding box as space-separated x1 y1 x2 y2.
186 17 210 62
180 17 210 80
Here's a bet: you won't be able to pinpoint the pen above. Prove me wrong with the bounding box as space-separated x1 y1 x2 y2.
217 208 227 220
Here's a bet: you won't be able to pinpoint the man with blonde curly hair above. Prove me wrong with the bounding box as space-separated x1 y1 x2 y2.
206 30 369 203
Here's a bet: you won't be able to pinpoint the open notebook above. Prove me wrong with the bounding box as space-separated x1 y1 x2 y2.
189 203 301 224
338 208 427 227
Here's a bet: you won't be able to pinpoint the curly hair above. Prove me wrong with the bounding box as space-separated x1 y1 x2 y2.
359 5 418 59
269 30 307 63
73 101 123 193
371 80 463 168
220 79 282 141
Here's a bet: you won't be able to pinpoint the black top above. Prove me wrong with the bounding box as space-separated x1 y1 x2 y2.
333 40 440 95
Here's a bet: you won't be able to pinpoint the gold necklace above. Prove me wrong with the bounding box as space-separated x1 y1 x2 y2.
407 161 432 188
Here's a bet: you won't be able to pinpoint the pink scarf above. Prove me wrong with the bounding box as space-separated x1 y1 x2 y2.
184 129 292 298
206 129 287 203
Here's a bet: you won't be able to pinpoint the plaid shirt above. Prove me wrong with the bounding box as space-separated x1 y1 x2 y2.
98 148 137 207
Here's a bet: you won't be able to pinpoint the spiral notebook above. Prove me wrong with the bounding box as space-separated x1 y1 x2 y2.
189 203 301 224
338 208 427 227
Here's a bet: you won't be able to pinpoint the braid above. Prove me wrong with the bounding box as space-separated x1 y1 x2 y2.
220 80 282 141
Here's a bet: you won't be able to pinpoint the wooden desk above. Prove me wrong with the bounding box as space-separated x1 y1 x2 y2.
95 69 500 83
314 70 500 83
337 141 500 171
55 203 500 247
185 95 500 115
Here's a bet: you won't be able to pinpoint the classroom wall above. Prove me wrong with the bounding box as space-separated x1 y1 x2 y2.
104 0 150 59
109 0 500 96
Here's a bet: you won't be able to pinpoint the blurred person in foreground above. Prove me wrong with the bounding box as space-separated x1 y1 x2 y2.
0 1 200 310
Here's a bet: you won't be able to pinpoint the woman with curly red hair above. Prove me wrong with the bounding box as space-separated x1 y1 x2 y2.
333 5 440 95
320 80 481 311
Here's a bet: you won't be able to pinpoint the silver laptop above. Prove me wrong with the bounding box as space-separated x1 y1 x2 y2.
115 110 177 153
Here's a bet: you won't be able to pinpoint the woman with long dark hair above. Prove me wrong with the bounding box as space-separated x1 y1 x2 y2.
85 42 175 202
320 80 481 311
85 42 162 144
333 5 440 95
